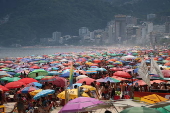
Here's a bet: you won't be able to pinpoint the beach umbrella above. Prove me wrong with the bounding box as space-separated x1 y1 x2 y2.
58 97 105 113
5 81 26 89
156 105 170 113
57 89 89 100
29 65 40 69
49 76 67 87
48 71 61 76
0 71 11 78
20 86 39 93
28 69 48 78
39 76 56 82
60 72 79 78
0 77 11 81
8 77 21 82
96 77 120 83
80 85 96 92
110 67 124 71
33 89 55 100
0 85 9 91
29 89 43 96
76 75 89 81
27 82 42 87
164 62 170 66
112 76 129 81
120 107 161 113
113 71 132 78
76 78 96 85
86 70 97 74
18 78 38 84
141 94 168 104
34 75 45 80
162 70 170 78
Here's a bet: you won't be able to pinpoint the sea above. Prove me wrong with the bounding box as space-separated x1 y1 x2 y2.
0 46 86 58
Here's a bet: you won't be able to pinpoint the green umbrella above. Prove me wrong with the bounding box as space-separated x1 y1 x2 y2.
28 69 48 78
0 77 11 81
14 73 22 77
107 65 114 67
8 77 21 82
120 107 161 113
156 105 170 113
35 76 45 80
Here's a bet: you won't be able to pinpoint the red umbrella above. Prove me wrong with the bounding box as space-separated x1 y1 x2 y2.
0 85 9 91
93 59 101 63
161 70 170 78
49 77 67 87
76 78 95 85
18 78 38 84
113 71 132 78
5 81 26 89
30 65 40 69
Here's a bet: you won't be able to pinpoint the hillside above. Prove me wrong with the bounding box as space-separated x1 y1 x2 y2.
0 0 170 46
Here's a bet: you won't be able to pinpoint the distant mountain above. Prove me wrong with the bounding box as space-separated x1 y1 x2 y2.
0 0 170 46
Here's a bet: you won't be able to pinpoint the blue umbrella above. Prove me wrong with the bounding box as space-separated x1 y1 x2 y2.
33 89 55 100
21 86 39 93
28 82 42 88
134 68 138 73
60 72 79 77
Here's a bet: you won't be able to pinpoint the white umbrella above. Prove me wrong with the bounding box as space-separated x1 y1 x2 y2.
121 55 136 60
76 75 88 81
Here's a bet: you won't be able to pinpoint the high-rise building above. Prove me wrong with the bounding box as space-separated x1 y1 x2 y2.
126 16 137 25
115 15 126 43
52 31 61 42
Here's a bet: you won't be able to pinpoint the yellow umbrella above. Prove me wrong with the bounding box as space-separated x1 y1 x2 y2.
29 89 43 96
57 89 89 100
80 85 96 92
141 94 168 104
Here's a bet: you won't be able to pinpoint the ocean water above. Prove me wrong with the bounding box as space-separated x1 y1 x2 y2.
0 47 85 58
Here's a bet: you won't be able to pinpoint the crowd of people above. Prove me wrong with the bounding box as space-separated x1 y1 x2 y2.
0 46 169 113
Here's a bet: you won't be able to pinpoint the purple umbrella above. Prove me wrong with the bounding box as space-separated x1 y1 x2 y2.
59 97 105 113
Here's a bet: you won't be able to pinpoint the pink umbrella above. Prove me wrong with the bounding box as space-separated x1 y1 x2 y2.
59 97 105 113
113 71 132 78
76 78 95 85
161 70 170 78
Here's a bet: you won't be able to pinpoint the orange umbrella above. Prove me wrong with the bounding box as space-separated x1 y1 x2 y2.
93 59 101 63
164 62 170 66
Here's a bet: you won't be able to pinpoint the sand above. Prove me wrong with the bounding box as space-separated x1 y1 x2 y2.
4 99 145 113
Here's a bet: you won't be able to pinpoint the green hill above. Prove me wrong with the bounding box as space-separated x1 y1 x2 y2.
0 0 170 46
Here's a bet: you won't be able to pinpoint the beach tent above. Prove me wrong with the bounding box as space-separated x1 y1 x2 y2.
141 94 168 104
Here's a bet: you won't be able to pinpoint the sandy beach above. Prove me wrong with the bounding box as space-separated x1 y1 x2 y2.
4 99 145 113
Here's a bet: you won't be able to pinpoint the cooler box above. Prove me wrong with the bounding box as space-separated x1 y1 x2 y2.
114 96 120 100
